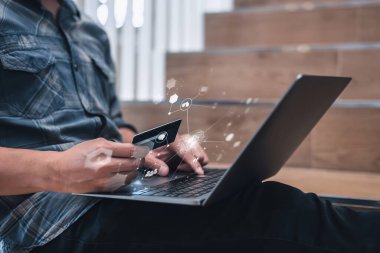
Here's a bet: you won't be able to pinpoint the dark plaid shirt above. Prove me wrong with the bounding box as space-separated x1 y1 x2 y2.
0 0 135 252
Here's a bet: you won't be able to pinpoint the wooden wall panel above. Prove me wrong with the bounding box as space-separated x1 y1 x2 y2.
206 5 380 48
338 50 380 99
167 50 337 100
311 107 380 172
235 0 350 9
167 49 380 100
121 103 310 167
269 167 380 200
122 104 380 172
359 5 380 42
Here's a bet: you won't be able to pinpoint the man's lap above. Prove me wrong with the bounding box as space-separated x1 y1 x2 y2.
32 181 380 253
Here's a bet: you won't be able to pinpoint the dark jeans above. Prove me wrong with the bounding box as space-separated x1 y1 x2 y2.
32 182 380 253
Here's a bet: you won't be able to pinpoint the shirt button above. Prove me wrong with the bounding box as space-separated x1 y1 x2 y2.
73 63 78 71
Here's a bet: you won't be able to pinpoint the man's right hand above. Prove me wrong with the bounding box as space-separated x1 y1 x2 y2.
48 138 169 194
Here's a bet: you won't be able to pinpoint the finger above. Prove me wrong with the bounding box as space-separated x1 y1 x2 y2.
176 162 193 172
192 145 209 166
101 173 129 192
106 142 150 158
179 150 204 175
123 170 138 186
143 153 170 176
112 157 142 173
96 170 139 192
68 173 129 193
96 157 140 177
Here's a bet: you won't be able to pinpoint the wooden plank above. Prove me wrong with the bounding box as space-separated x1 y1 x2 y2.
121 103 380 172
235 0 350 9
269 166 380 200
121 103 271 165
312 107 380 172
288 136 311 167
167 50 336 100
359 5 380 42
337 49 380 99
206 4 380 48
166 48 380 100
120 102 310 167
203 164 380 203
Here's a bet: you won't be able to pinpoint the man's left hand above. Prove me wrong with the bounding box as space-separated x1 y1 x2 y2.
149 134 209 176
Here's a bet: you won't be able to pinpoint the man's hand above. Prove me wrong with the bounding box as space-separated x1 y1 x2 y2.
150 134 209 176
0 135 208 195
49 138 169 193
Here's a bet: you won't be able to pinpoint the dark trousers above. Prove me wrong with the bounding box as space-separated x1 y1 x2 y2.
32 182 380 253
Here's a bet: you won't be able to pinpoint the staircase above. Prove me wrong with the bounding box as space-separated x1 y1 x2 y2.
122 0 380 203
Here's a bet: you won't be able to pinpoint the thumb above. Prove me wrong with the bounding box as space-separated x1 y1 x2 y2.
143 154 170 176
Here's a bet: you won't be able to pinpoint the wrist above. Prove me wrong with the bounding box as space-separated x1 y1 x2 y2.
31 151 62 192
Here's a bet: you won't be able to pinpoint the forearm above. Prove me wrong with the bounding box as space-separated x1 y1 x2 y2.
0 147 57 195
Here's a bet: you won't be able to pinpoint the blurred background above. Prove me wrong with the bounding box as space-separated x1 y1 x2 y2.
76 0 380 204
76 0 234 101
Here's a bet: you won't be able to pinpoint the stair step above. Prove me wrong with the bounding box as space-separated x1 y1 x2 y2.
235 0 359 9
206 2 380 48
121 102 380 172
312 106 380 173
211 164 380 205
166 45 380 100
268 166 380 200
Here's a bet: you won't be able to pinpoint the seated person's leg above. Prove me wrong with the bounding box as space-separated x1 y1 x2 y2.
32 182 380 253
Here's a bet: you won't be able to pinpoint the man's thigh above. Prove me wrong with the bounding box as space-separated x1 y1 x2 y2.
32 181 380 253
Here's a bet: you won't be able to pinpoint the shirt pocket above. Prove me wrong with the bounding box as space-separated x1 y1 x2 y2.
0 47 64 118
82 53 114 114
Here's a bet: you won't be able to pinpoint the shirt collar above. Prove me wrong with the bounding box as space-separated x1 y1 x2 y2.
58 0 81 21
27 0 81 21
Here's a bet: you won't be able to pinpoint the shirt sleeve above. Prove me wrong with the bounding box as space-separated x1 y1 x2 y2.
109 90 138 133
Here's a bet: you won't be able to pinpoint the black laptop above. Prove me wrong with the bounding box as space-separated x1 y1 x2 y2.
78 75 353 206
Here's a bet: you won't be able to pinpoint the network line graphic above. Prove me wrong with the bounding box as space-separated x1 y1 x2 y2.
159 78 258 178
137 78 259 179
167 78 209 136
82 77 259 187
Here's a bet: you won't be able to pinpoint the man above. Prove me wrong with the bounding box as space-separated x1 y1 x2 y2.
0 1 379 252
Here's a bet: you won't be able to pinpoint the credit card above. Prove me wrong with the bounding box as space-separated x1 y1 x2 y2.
132 119 182 150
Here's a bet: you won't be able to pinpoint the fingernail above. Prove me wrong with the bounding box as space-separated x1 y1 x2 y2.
133 146 150 158
196 167 204 175
158 164 169 175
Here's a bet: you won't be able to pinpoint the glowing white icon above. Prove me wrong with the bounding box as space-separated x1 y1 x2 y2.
169 94 179 104
233 141 241 148
157 134 166 141
180 98 192 111
155 131 168 143
225 133 234 142
199 86 208 95
166 78 176 90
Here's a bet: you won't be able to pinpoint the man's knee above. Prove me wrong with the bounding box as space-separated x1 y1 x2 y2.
241 181 319 213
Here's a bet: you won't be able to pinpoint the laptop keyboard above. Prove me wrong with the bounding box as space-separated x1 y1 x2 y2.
133 169 225 198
